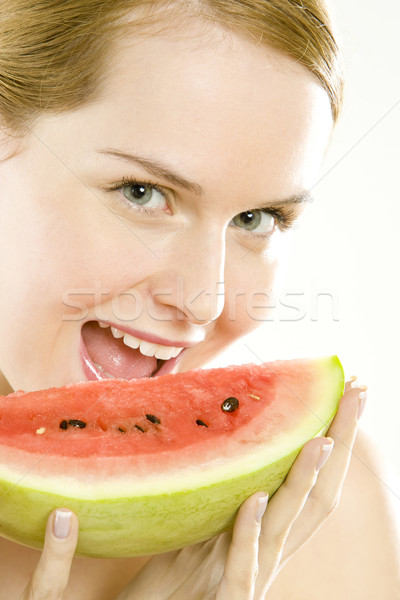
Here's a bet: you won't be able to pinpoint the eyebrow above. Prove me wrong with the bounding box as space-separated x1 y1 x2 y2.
98 147 313 208
98 148 203 195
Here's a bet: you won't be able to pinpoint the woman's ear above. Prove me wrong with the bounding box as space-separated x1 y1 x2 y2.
0 127 25 163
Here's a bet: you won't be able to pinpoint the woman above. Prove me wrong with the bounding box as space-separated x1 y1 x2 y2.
0 1 398 598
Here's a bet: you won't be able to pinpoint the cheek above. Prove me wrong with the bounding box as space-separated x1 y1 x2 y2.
0 180 110 342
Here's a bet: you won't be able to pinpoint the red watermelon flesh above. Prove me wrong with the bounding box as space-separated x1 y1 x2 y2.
0 357 344 557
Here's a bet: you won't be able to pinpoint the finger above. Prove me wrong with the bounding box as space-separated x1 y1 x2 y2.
254 436 334 597
216 492 268 600
282 386 365 562
345 376 357 393
21 508 79 599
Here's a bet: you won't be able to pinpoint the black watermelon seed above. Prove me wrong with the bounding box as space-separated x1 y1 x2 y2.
135 424 145 433
221 397 239 412
146 414 161 425
118 427 126 433
196 419 208 427
68 419 87 429
59 420 68 430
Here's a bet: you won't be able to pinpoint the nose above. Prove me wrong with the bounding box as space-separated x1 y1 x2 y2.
153 226 226 325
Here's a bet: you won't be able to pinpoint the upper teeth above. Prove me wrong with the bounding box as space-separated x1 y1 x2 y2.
99 322 183 361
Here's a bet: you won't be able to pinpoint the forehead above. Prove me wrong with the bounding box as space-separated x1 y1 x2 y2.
39 17 333 199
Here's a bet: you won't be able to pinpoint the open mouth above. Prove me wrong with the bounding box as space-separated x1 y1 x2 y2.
80 321 184 381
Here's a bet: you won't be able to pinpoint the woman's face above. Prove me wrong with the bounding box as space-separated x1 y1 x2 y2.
0 19 332 393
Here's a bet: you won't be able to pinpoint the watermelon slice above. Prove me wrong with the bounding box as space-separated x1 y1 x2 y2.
0 356 344 557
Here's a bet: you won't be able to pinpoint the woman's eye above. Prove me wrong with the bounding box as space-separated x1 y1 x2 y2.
122 183 167 210
229 210 275 235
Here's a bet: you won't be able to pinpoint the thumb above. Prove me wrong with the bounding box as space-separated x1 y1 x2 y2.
22 508 79 599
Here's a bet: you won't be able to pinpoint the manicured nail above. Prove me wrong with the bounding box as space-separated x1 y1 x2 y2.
255 494 269 522
53 509 72 539
357 386 367 420
350 377 359 389
316 438 334 472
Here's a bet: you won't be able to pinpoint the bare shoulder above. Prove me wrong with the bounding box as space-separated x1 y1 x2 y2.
337 429 400 588
267 429 400 599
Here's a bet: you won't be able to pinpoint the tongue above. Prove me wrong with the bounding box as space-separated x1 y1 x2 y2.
82 322 158 379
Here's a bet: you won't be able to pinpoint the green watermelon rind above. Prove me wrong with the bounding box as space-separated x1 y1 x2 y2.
0 356 344 557
0 445 308 557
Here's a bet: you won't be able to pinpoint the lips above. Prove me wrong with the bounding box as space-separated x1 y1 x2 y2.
80 321 185 381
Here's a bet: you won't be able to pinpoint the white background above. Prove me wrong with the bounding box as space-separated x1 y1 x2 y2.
208 0 400 487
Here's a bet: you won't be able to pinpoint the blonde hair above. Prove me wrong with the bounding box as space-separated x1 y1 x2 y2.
0 0 343 133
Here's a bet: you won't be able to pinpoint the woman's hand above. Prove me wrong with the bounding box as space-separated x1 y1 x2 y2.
118 381 366 600
20 509 79 599
21 381 365 600
219 380 365 599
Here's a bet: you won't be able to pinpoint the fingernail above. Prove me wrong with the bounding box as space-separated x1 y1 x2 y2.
350 377 359 389
357 386 367 420
255 494 269 522
53 509 72 539
316 438 334 472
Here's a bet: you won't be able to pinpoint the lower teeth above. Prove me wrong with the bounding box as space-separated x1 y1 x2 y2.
92 359 165 380
93 362 116 379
